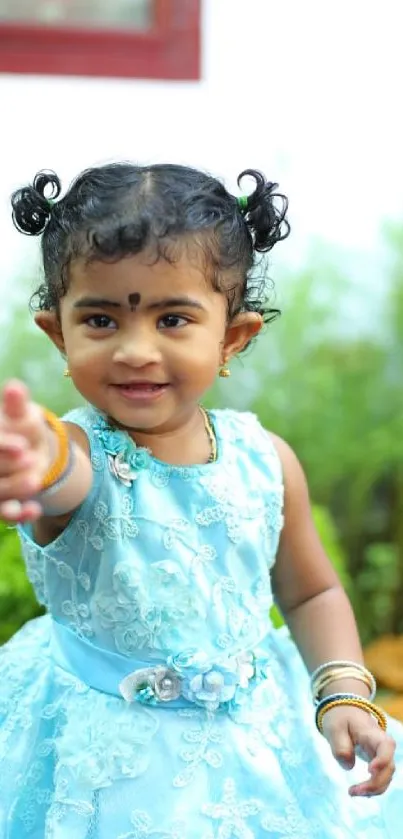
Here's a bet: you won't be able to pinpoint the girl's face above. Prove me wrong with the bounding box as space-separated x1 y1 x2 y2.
37 249 261 435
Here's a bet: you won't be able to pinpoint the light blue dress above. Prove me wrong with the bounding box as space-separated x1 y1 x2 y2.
0 408 402 838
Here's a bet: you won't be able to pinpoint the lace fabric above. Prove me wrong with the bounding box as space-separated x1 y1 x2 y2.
0 408 401 838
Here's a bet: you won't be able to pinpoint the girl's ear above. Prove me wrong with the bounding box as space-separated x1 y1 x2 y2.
222 312 263 361
35 312 66 355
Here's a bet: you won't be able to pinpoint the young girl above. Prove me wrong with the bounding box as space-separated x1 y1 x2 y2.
0 162 401 839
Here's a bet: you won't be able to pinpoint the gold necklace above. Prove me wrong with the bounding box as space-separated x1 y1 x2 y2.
200 406 218 463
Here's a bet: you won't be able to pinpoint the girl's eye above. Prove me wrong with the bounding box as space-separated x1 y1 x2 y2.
85 315 116 329
158 314 189 329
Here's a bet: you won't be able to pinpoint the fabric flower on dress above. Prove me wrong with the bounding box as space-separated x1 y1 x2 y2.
108 453 139 487
94 414 151 486
183 668 238 711
119 666 182 705
235 652 256 689
167 649 257 710
126 448 151 471
96 429 123 455
168 649 210 673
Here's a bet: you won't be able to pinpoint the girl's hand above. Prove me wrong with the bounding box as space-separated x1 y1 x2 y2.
0 380 52 523
321 704 396 797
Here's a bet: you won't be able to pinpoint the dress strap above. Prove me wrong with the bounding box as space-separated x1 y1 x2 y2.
210 409 283 486
63 406 106 471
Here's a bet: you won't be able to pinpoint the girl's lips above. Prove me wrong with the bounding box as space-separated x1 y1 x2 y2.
113 383 169 401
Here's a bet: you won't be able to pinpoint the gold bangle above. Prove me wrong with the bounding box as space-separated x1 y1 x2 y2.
317 698 387 733
314 668 375 701
41 409 70 491
313 665 376 698
315 668 367 690
314 666 373 687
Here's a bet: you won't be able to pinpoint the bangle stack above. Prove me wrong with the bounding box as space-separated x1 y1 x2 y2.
310 659 376 705
310 659 387 734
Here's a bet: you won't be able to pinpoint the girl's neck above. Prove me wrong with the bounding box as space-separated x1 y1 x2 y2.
110 406 215 467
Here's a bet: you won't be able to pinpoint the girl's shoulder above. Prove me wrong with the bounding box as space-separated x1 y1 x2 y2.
63 403 100 435
210 406 274 445
62 404 106 470
210 407 283 480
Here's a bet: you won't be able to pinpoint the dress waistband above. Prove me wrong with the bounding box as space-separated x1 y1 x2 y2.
50 620 259 711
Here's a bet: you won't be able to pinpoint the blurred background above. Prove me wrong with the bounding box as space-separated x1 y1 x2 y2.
0 0 402 715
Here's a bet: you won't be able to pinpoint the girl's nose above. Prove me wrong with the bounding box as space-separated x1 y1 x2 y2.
112 330 162 367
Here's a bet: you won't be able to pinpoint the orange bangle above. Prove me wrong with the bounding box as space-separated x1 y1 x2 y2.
41 409 70 491
317 697 387 733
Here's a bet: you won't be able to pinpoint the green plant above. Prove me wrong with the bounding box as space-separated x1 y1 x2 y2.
209 235 403 640
0 293 81 414
0 523 43 644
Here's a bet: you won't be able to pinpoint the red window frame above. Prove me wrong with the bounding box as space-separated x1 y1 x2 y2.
0 0 200 80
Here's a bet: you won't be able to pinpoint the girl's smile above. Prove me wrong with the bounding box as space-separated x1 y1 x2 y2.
111 381 170 403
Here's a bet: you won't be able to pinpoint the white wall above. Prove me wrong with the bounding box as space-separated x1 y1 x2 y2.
1 0 402 300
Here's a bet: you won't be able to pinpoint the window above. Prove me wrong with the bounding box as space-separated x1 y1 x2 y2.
0 0 200 80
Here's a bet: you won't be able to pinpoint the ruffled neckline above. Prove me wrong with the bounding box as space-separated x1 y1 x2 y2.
92 408 223 479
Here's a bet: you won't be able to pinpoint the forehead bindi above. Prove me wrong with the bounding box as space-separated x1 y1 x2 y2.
128 292 141 310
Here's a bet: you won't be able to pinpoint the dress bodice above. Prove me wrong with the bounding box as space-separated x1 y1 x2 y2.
19 408 284 662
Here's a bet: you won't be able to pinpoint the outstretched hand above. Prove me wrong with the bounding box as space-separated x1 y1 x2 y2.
321 704 396 797
0 380 51 523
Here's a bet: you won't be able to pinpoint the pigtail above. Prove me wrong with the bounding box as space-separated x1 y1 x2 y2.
11 170 62 236
237 169 290 252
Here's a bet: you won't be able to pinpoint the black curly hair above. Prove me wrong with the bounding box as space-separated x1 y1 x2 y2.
11 163 290 327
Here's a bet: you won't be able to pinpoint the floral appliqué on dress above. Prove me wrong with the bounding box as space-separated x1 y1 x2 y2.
94 414 151 486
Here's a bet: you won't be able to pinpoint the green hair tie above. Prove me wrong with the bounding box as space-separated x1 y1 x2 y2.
238 195 249 211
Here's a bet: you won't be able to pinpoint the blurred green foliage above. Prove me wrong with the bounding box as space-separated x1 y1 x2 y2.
1 226 403 646
0 296 82 416
0 522 43 644
210 226 403 643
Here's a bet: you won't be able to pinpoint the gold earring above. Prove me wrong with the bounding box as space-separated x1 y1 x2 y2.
219 364 231 378
63 368 71 378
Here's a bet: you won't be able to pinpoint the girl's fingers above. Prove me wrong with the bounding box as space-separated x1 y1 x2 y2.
19 500 43 521
0 383 46 522
0 434 29 455
0 450 35 476
0 500 23 519
0 470 41 501
369 735 396 772
349 733 396 797
323 722 355 770
0 499 42 522
0 384 46 455
324 710 396 797
349 765 395 797
1 380 31 421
